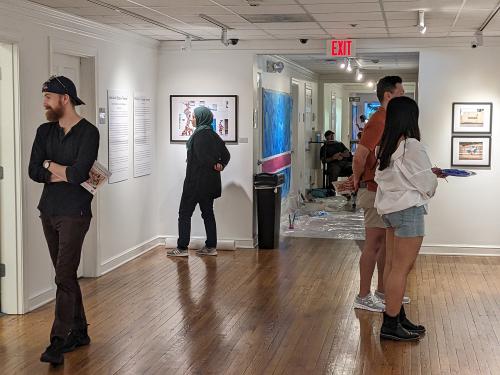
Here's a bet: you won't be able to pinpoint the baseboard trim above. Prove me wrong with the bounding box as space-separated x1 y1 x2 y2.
99 236 164 275
162 236 235 250
161 235 255 250
420 246 500 257
28 287 55 312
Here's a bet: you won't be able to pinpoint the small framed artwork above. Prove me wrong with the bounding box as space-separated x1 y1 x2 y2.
451 136 491 167
170 95 238 143
452 102 492 134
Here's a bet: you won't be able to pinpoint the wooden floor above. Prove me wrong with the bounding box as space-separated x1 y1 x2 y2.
1 238 500 375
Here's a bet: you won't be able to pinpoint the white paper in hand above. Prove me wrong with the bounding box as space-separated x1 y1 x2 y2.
81 161 112 195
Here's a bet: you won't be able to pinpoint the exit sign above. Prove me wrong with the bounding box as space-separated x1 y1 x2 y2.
327 39 356 57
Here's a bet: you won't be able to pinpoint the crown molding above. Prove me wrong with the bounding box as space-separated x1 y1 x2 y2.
0 0 159 50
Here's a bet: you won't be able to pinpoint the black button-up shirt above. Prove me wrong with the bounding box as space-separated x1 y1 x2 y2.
28 119 100 217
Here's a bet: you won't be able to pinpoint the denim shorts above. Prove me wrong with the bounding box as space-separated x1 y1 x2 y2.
382 206 426 238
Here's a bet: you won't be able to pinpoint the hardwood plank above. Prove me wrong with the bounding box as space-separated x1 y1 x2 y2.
1 240 500 375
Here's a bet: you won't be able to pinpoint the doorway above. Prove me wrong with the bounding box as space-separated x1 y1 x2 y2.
0 42 22 314
290 81 300 197
50 42 98 279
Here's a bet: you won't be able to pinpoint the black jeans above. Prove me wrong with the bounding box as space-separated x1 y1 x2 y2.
327 160 353 183
41 215 91 341
177 191 217 250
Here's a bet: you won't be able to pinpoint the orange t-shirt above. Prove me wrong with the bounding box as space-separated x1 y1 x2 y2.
359 107 386 192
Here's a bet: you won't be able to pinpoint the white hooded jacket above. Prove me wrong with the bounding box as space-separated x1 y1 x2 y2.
374 138 438 215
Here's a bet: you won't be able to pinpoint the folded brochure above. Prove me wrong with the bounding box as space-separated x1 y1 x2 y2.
81 161 112 195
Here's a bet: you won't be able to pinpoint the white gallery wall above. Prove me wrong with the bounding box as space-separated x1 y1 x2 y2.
157 48 256 248
3 0 500 314
0 0 160 312
419 48 500 253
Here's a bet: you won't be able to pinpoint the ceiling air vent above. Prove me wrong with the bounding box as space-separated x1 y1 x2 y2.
241 14 315 23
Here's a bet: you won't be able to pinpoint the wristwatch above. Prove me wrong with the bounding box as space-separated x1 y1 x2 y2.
43 160 51 169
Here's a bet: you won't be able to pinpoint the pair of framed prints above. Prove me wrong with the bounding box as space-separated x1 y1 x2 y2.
451 102 492 167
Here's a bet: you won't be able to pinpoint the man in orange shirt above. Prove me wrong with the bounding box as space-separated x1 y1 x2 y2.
352 76 406 312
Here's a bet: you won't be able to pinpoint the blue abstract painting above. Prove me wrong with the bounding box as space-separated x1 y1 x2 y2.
262 89 293 198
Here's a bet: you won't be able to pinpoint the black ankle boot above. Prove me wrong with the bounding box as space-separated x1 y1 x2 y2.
62 326 91 353
399 305 426 334
380 312 420 341
40 337 65 365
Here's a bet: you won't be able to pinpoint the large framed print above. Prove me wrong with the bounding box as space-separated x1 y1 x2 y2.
170 95 238 143
451 136 491 167
452 102 492 134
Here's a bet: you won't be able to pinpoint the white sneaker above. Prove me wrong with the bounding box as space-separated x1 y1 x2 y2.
167 248 188 257
374 290 411 304
196 246 217 256
354 293 386 312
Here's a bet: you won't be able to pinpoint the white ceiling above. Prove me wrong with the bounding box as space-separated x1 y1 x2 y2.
29 0 500 41
284 52 419 74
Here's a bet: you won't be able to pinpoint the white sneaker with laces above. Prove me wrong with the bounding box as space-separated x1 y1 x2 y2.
196 246 217 256
167 248 188 257
354 293 386 312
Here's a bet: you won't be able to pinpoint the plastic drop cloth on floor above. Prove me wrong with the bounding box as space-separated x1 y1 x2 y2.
281 195 365 240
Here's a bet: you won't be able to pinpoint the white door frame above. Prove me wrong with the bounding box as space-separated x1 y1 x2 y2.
290 80 300 197
0 41 23 314
49 37 100 278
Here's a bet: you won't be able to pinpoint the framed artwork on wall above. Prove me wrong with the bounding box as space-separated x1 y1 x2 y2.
170 95 238 143
451 136 491 167
452 102 492 134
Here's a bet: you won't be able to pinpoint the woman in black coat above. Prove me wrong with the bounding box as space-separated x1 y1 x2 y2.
168 106 231 257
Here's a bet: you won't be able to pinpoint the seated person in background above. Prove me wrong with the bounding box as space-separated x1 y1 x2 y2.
320 130 353 186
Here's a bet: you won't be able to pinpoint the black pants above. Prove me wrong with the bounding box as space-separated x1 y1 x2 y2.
41 215 91 341
177 191 217 250
327 161 353 183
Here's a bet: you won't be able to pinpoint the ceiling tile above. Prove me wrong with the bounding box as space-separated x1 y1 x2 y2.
304 3 381 13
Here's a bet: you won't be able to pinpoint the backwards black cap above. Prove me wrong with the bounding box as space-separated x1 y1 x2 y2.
42 75 85 106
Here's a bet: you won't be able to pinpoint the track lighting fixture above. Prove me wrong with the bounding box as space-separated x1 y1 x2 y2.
181 35 192 51
356 68 363 81
417 10 427 34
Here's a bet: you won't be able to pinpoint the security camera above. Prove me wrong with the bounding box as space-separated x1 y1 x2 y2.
299 39 308 44
229 38 239 45
471 31 483 48
266 61 284 73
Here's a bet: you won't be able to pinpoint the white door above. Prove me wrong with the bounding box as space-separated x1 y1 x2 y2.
0 43 21 313
331 94 336 136
290 83 300 197
51 53 84 278
336 98 343 144
52 53 81 115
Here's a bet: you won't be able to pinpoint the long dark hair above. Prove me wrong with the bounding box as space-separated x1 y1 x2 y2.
377 96 421 171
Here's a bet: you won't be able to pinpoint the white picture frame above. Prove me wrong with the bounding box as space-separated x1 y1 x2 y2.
452 102 492 134
170 95 238 143
451 136 491 167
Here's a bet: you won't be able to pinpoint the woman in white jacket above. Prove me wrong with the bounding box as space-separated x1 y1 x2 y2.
375 96 438 341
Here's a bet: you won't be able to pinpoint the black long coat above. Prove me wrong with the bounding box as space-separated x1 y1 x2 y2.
183 129 231 199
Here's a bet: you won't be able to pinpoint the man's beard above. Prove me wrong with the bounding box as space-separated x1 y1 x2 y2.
45 102 64 122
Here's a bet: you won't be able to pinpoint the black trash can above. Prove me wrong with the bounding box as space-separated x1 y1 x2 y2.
254 173 285 249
